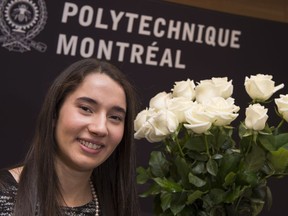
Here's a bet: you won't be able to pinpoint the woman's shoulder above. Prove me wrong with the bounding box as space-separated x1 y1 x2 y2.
0 169 18 214
0 169 18 190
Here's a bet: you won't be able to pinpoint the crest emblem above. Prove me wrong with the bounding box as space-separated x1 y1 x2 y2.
0 0 47 52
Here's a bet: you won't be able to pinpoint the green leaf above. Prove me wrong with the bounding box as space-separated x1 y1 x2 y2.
184 135 206 152
188 173 206 187
208 188 225 205
239 136 253 153
224 186 246 203
170 193 187 215
214 126 234 150
223 172 236 188
274 133 288 149
257 128 288 151
149 151 170 177
153 177 183 192
239 122 253 138
192 162 206 175
160 192 172 212
186 151 209 161
175 156 190 187
266 186 273 210
206 159 218 176
258 134 276 151
251 199 265 216
244 144 265 172
252 183 267 201
238 171 258 186
212 154 223 160
136 167 150 184
218 153 241 181
186 190 206 204
171 204 186 216
268 147 288 172
139 183 161 197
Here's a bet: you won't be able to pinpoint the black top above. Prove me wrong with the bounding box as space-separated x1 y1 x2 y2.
0 170 97 215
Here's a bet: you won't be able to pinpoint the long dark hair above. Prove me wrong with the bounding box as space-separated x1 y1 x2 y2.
14 58 140 215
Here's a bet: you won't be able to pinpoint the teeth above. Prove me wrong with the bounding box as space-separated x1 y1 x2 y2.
79 139 102 150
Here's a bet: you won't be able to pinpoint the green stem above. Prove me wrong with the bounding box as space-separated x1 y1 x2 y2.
243 135 253 157
276 119 285 131
204 135 211 158
235 195 243 215
175 137 185 157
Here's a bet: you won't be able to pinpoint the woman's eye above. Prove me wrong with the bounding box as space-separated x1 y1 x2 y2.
110 115 123 122
80 106 92 113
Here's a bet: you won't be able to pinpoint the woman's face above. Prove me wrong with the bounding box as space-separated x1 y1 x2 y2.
55 72 126 172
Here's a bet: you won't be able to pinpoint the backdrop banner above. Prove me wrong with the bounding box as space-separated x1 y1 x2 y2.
0 0 287 215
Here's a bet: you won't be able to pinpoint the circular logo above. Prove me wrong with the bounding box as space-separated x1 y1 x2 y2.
4 0 39 33
0 0 47 52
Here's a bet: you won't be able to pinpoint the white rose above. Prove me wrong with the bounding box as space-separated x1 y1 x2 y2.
275 94 288 122
134 109 179 143
204 97 240 126
184 103 213 134
167 97 195 123
211 77 234 98
244 74 284 101
172 79 196 100
244 104 268 131
134 108 157 139
149 91 172 110
195 77 233 103
146 110 179 142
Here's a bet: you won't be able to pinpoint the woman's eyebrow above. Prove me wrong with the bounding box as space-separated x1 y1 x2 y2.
112 106 126 115
76 96 126 114
76 97 97 105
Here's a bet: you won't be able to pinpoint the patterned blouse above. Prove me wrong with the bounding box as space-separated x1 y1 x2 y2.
0 170 97 215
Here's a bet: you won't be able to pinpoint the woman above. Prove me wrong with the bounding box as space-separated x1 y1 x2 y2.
0 58 140 215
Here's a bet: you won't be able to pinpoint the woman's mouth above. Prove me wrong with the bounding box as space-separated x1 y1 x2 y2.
78 139 103 150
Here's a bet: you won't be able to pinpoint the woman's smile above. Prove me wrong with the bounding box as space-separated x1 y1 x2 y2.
78 138 104 150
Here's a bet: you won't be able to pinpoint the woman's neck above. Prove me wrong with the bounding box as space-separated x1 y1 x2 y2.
55 159 93 207
9 166 23 183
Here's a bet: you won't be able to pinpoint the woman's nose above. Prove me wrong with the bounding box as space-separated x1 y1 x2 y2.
87 114 108 137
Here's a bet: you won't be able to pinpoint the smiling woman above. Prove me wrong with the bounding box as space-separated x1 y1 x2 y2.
0 58 140 216
55 72 127 172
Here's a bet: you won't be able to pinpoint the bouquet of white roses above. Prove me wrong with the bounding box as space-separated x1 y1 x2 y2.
135 74 288 216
